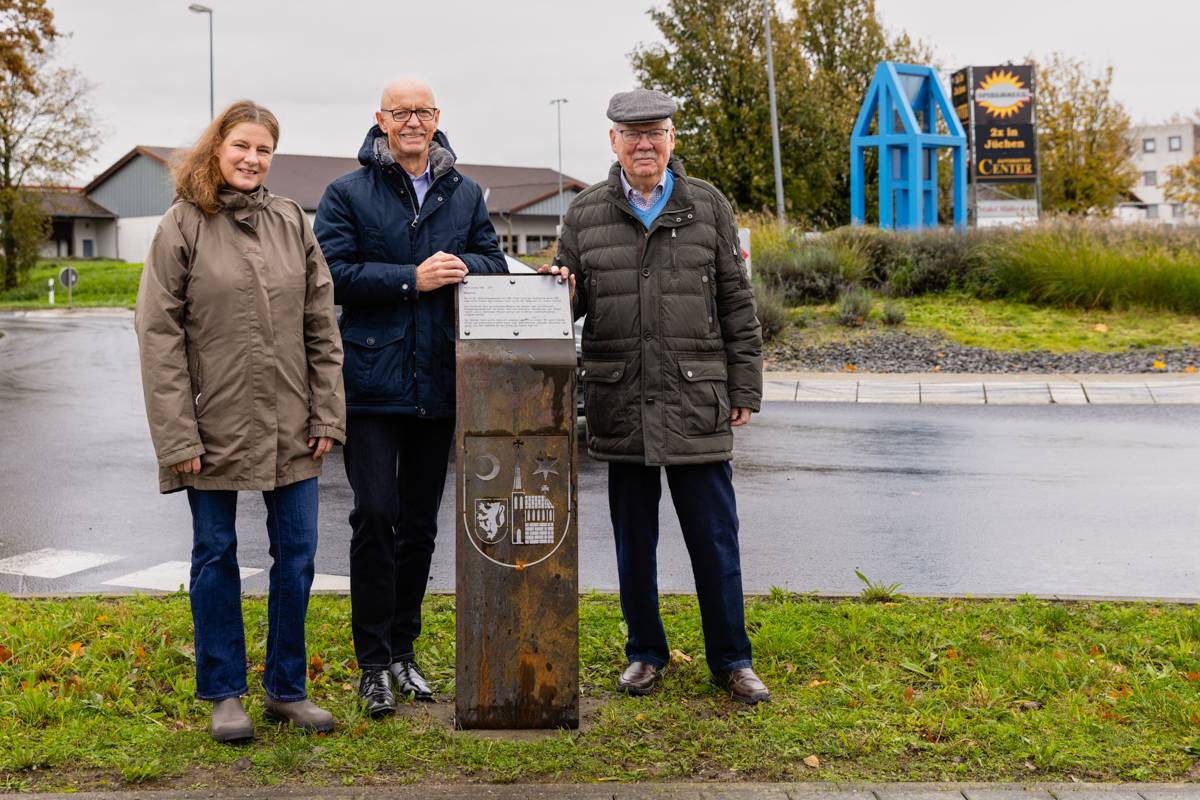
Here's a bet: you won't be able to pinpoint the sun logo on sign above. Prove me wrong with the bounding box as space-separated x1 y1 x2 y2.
975 69 1031 120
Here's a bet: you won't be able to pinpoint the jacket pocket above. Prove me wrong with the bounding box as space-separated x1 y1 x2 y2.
678 359 730 437
341 320 413 402
581 359 631 439
186 343 204 415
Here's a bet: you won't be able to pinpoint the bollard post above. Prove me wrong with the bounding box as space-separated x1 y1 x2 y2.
48 278 54 305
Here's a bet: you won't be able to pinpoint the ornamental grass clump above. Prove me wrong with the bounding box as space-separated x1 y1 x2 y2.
989 219 1200 313
838 286 873 327
881 300 907 326
753 283 790 342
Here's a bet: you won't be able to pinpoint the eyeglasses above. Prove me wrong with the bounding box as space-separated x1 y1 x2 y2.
382 107 438 123
617 128 670 144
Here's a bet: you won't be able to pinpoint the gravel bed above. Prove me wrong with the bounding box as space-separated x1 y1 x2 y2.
765 330 1200 374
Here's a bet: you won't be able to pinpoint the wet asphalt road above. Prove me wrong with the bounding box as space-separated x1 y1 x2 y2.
1 311 1198 598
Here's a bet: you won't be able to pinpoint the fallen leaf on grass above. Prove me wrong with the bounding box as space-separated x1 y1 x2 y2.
904 686 914 703
95 614 108 623
0 643 12 663
1186 366 1198 374
1152 360 1167 371
309 655 326 680
67 642 84 656
844 363 857 373
803 755 821 768
670 649 693 664
1184 672 1200 682
945 648 960 660
253 664 265 674
1093 323 1109 333
133 646 145 663
1018 700 1042 711
806 679 829 689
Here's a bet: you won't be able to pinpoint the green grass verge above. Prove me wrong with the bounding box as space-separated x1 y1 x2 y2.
776 293 1200 355
2 592 1199 791
0 260 142 309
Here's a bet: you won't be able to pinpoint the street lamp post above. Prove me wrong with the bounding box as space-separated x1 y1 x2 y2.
550 98 568 237
188 3 214 119
762 0 785 224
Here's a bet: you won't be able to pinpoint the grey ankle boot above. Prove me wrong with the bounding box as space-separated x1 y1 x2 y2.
210 697 254 743
263 697 335 733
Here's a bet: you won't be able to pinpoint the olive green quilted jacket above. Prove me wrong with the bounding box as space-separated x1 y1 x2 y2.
555 157 762 465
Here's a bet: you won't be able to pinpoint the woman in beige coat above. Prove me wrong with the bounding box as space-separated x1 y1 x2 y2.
135 100 345 743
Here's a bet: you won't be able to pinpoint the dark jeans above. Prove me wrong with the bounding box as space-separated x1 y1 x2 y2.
345 414 455 669
608 460 752 676
187 477 318 702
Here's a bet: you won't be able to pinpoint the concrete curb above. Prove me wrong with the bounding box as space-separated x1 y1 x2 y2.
762 372 1200 405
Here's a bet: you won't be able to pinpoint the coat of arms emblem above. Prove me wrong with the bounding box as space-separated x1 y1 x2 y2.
462 435 571 568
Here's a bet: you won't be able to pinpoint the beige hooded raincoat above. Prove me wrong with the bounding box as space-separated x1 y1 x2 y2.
135 187 346 493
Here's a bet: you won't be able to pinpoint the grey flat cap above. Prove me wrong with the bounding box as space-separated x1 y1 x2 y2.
607 88 677 124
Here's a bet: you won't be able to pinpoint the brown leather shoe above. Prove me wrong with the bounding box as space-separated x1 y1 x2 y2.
712 667 770 704
616 661 664 695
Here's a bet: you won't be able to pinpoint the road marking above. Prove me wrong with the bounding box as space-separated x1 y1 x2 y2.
0 548 123 578
103 560 262 592
311 573 350 592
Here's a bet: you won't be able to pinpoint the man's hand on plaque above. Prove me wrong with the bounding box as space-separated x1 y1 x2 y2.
537 263 576 299
416 251 468 292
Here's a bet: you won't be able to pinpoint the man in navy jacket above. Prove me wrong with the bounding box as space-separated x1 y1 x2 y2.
315 77 507 717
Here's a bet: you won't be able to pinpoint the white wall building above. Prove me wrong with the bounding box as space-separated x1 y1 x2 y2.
1117 123 1199 225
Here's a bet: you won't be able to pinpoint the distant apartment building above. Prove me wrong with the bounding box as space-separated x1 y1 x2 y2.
1117 123 1199 224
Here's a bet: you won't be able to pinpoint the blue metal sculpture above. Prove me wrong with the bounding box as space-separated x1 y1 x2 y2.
850 62 968 231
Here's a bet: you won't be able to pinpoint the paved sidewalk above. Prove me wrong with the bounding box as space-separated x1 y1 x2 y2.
763 372 1200 405
12 782 1199 799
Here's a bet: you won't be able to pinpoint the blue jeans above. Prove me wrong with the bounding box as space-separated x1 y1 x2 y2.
608 461 753 676
187 477 318 701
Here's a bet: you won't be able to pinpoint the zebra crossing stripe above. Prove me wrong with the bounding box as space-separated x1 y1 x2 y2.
103 561 262 592
0 548 123 579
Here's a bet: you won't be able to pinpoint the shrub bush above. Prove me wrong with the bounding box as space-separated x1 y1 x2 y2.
881 300 906 326
838 287 873 327
753 283 790 342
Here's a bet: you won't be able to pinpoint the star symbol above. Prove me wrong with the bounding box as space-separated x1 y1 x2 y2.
533 453 559 481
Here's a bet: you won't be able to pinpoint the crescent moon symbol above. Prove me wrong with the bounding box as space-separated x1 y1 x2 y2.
474 453 501 481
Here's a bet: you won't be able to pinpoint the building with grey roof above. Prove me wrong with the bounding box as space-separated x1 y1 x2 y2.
71 145 587 262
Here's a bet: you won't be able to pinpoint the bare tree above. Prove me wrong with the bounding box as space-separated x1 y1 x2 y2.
0 46 101 288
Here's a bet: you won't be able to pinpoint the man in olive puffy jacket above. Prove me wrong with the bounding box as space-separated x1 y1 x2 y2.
315 77 506 717
546 89 767 704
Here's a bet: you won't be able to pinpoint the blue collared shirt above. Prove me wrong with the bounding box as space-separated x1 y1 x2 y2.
620 168 674 228
408 160 433 209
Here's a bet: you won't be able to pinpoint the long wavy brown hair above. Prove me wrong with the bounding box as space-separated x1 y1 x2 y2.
172 100 280 215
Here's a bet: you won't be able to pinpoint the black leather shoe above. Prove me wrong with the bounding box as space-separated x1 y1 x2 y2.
390 659 434 701
616 661 664 696
711 667 771 705
359 669 396 718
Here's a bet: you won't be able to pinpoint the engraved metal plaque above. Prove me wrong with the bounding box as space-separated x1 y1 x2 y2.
458 274 574 340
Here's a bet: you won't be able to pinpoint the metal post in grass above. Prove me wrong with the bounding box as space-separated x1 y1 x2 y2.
763 0 786 225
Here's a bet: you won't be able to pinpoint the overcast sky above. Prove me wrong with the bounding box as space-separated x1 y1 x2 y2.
49 0 1199 187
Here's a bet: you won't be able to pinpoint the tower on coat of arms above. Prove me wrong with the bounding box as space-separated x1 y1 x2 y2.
511 457 555 545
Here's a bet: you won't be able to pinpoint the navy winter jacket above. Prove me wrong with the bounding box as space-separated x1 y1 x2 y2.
314 127 507 417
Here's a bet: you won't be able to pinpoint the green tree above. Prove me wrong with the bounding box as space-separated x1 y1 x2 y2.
0 46 101 289
630 0 928 226
1034 52 1137 215
796 0 934 225
630 0 824 219
1165 154 1200 214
